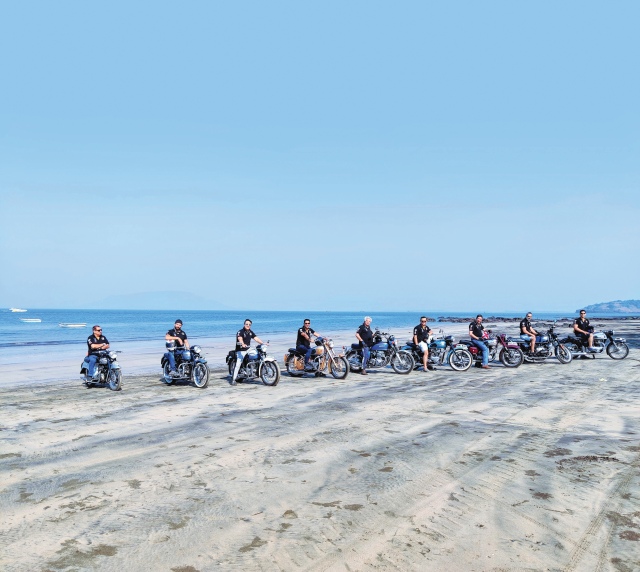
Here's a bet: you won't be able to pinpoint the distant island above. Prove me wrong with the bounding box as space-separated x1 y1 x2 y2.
579 299 640 313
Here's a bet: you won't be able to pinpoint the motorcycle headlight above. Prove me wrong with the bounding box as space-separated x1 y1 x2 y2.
99 357 108 365
328 340 334 348
192 345 201 355
108 351 117 360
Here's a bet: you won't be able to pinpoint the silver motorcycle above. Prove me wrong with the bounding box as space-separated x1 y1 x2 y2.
80 350 122 391
226 343 281 386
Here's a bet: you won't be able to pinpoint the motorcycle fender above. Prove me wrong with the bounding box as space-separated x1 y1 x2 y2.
195 358 207 364
110 362 121 370
263 356 278 363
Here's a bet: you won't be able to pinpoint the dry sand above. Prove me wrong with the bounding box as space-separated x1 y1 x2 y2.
1 320 639 571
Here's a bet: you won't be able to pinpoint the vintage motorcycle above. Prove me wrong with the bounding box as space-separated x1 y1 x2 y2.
458 332 525 368
226 343 281 386
560 329 629 360
161 342 210 388
402 331 474 371
285 337 349 379
510 323 572 364
80 350 122 391
344 329 414 374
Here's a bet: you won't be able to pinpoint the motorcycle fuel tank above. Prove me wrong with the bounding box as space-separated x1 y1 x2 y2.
370 342 389 351
246 349 259 361
431 339 447 349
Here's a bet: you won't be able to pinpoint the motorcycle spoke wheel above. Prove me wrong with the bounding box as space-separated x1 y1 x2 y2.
286 354 304 377
162 363 174 385
449 349 472 371
346 352 362 372
500 348 523 368
606 342 629 360
260 362 281 386
555 345 573 364
191 363 210 388
329 356 349 379
391 351 414 374
107 370 122 391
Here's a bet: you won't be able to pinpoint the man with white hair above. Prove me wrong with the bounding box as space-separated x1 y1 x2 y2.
355 316 374 375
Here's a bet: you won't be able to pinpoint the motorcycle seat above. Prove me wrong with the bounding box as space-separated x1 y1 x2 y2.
458 340 474 346
351 343 361 350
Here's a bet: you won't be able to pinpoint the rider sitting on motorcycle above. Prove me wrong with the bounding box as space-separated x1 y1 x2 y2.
232 319 265 385
413 317 436 371
296 319 323 371
519 312 539 354
165 319 190 377
574 310 594 351
86 325 109 380
356 316 374 375
469 315 490 369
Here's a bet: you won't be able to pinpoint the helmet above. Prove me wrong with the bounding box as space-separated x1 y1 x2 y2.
166 341 176 351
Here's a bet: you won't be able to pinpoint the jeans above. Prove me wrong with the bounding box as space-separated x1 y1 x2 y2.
471 340 489 366
86 354 98 377
362 345 371 369
233 350 247 381
296 345 313 365
165 348 185 371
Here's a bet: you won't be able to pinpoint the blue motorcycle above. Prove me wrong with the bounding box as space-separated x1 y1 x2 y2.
344 329 414 374
161 343 210 388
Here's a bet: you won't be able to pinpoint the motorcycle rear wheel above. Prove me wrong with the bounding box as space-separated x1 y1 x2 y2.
162 362 174 385
260 361 280 386
191 363 210 388
449 349 472 371
107 369 122 391
285 354 304 377
606 342 629 360
228 358 235 376
329 356 349 379
499 348 524 368
555 345 573 364
391 351 414 374
346 351 362 373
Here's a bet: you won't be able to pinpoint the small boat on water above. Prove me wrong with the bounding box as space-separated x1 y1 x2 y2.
10 308 27 312
20 318 42 323
59 323 87 328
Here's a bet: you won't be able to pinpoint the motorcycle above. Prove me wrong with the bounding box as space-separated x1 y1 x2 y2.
510 323 572 364
285 337 350 379
457 332 525 368
344 329 414 374
402 330 474 371
226 343 281 386
80 350 122 391
560 329 629 360
161 342 210 388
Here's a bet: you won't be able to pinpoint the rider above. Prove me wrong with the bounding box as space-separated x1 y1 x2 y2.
519 312 539 354
86 325 110 380
355 316 374 375
413 316 436 371
296 318 323 371
573 310 594 352
469 314 490 369
165 319 190 377
232 319 266 385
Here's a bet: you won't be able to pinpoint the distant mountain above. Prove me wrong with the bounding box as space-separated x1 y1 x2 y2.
89 291 230 310
580 299 640 313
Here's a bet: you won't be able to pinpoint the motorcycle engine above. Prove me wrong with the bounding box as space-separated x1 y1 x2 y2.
371 352 385 367
178 363 190 377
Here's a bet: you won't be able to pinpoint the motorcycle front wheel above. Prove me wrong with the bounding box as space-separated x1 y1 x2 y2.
191 363 210 388
329 356 349 379
449 349 472 371
260 362 281 386
606 342 629 360
107 369 122 391
555 345 573 364
391 351 414 374
499 348 524 368
162 362 174 385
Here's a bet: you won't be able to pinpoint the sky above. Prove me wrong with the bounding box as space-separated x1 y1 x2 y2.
1 1 638 312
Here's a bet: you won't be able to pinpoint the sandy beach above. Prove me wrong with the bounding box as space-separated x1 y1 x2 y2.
1 320 639 571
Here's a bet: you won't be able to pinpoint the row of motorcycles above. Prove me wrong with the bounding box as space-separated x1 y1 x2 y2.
80 323 629 391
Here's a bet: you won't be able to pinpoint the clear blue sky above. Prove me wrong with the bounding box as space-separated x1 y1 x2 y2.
1 1 638 312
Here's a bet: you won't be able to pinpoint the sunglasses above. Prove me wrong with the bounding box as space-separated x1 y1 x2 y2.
94 329 102 332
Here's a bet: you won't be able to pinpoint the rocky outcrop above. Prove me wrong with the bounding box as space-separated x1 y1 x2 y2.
579 300 640 313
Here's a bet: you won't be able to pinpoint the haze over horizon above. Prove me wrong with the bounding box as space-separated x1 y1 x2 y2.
1 2 638 312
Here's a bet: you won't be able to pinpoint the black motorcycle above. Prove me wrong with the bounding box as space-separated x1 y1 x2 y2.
511 323 572 364
560 329 629 360
161 343 210 388
344 329 414 374
402 332 473 371
80 350 122 391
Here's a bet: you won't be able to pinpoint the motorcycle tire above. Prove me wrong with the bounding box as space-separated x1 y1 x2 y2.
107 369 122 391
555 345 573 364
228 358 235 376
260 361 280 386
449 349 473 371
285 354 304 377
162 363 174 385
329 356 349 379
191 363 210 388
499 348 524 368
606 342 629 360
391 351 414 374
345 351 362 373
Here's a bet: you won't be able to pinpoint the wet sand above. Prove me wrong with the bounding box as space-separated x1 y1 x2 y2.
1 320 639 571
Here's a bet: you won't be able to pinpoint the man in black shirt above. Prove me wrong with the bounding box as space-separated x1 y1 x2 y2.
469 314 489 369
232 319 265 385
86 325 109 380
519 312 539 354
165 319 190 376
413 316 435 371
573 310 594 349
296 319 323 371
355 316 374 375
